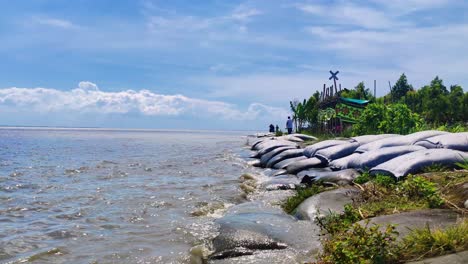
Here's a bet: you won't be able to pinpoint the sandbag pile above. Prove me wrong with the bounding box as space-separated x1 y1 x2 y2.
249 131 468 180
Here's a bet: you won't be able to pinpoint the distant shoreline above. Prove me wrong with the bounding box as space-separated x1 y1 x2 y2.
0 125 260 134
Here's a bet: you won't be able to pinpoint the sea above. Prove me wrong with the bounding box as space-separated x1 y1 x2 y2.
0 128 257 263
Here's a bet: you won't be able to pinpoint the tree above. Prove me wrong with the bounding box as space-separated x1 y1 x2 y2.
290 100 299 132
419 76 450 124
353 103 421 135
448 85 464 123
391 73 413 102
342 82 373 100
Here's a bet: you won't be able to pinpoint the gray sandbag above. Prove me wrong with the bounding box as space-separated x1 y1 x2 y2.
254 139 295 151
211 202 321 260
329 153 362 171
349 145 427 170
356 209 459 240
303 140 350 158
273 156 307 169
260 177 301 191
266 149 304 168
284 157 325 175
251 138 270 150
277 135 304 143
296 168 332 179
300 169 361 186
314 142 360 163
255 141 297 158
290 134 318 141
294 188 360 221
414 132 468 151
350 134 398 145
369 149 468 179
356 130 448 153
260 146 297 166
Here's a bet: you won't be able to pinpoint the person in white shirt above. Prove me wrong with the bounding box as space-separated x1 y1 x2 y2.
286 116 293 134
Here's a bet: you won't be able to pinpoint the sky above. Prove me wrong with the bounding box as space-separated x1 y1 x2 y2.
0 0 467 130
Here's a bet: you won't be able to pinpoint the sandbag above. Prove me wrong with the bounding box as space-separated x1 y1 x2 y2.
273 156 307 169
260 146 297 166
284 157 325 175
328 153 362 171
349 145 427 170
290 134 318 141
350 134 398 145
314 142 360 163
303 140 350 158
414 132 468 151
299 169 361 186
369 149 468 179
356 130 448 153
266 149 304 168
277 135 304 143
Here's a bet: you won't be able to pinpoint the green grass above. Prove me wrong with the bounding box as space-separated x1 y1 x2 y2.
312 171 468 264
315 219 468 264
400 219 468 261
281 185 330 214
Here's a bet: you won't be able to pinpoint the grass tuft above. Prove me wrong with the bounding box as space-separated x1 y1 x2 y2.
281 185 330 214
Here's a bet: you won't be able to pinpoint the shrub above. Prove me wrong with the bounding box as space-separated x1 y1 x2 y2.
374 174 396 188
320 221 399 264
400 176 444 208
282 185 329 214
316 204 362 236
354 171 371 184
400 219 468 260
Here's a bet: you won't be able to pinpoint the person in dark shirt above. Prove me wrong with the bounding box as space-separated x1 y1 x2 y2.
269 124 275 133
286 117 293 134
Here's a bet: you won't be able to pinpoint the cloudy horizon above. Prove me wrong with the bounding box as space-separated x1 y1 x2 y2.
1 0 467 130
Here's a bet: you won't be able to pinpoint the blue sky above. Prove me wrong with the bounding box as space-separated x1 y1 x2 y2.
0 0 467 130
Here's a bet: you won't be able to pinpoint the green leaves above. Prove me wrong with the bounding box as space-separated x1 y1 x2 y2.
353 103 421 135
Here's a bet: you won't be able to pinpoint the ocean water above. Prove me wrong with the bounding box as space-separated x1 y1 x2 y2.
0 128 254 263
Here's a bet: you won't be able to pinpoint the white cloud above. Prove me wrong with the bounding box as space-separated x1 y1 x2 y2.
370 0 452 13
230 5 262 22
33 17 77 29
297 2 396 29
0 82 288 121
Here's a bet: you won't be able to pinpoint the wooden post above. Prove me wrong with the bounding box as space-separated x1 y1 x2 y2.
374 80 376 98
339 83 342 91
333 79 337 96
323 84 326 100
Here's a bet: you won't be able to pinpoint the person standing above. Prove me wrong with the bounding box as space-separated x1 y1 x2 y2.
286 116 293 134
269 124 275 133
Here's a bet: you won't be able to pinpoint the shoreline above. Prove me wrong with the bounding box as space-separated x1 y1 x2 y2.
198 132 468 263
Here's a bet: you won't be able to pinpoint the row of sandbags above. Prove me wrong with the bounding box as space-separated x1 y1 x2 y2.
250 131 468 179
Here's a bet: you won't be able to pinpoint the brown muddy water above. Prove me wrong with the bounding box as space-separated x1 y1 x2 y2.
0 128 260 263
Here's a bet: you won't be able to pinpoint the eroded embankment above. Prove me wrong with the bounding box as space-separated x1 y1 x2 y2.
194 132 468 264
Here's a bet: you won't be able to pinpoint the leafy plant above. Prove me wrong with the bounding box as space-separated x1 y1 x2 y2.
320 222 399 264
354 171 371 184
400 219 468 261
316 204 362 236
282 185 329 214
374 174 396 188
400 176 444 208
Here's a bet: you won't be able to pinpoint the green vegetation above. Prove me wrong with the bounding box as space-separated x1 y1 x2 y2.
281 185 330 214
353 103 422 135
275 129 283 137
289 74 468 136
318 222 399 264
400 219 468 261
311 171 468 263
315 219 468 264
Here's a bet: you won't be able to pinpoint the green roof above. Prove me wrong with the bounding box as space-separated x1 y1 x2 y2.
340 97 370 105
